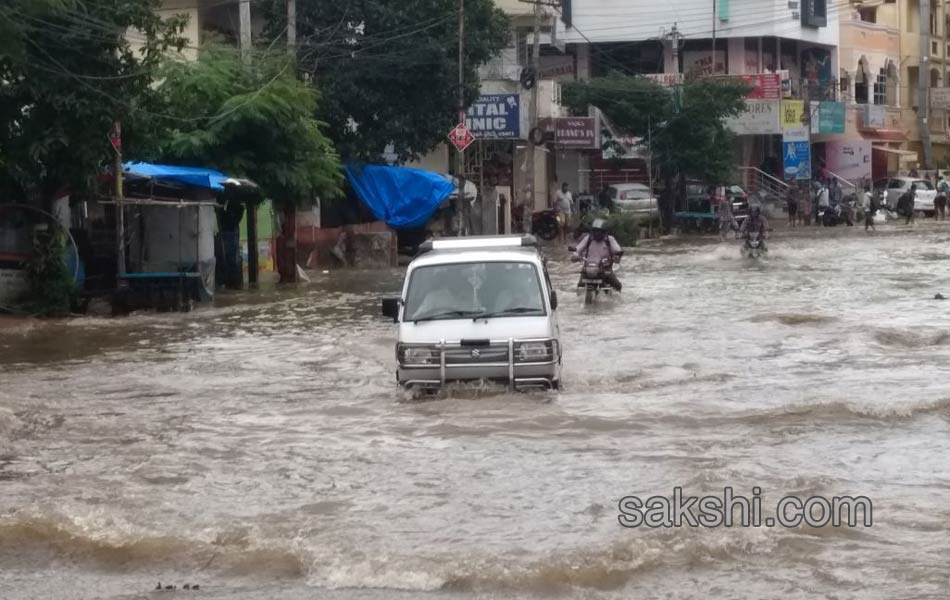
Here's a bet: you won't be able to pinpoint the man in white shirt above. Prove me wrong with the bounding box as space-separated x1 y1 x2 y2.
555 182 574 242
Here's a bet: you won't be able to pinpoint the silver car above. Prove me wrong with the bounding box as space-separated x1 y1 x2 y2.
872 177 938 214
608 183 659 217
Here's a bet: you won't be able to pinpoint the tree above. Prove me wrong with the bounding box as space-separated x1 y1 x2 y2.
0 0 185 206
563 74 750 230
262 0 510 162
150 46 342 207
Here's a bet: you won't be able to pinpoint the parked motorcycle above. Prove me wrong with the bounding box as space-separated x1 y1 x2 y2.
819 201 855 227
531 209 560 241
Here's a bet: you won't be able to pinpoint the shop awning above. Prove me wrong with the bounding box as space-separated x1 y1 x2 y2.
872 146 918 161
123 162 256 191
859 129 908 141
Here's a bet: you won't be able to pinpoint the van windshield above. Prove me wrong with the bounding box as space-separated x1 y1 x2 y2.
404 261 546 322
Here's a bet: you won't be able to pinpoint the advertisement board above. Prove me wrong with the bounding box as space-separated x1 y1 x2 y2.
782 128 811 180
809 101 846 134
554 117 597 148
781 100 805 130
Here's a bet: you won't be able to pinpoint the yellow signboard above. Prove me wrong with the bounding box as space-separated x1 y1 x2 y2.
780 100 805 130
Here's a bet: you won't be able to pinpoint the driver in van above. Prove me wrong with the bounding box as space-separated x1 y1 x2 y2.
572 219 623 291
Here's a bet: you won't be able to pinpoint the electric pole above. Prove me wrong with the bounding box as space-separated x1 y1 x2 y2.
712 0 716 73
112 121 126 285
239 0 251 63
919 0 934 169
457 0 469 236
525 0 543 223
287 0 296 55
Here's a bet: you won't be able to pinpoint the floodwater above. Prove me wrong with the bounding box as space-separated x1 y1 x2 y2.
1 224 949 600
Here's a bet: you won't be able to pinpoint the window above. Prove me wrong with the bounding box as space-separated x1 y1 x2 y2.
887 180 904 189
859 8 876 23
802 0 828 28
874 69 887 105
403 262 546 322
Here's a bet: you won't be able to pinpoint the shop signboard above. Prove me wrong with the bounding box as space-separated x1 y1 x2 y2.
724 99 781 135
465 94 521 139
782 128 811 180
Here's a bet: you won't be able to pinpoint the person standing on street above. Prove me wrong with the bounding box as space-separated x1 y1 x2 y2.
555 182 574 242
786 184 799 228
936 174 949 220
597 184 614 213
717 185 737 241
897 184 916 225
829 178 842 209
816 180 831 226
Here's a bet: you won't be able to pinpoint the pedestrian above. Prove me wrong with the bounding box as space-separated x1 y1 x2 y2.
829 178 842 208
555 182 574 242
816 180 830 226
936 174 949 220
898 184 916 225
864 185 878 232
717 185 738 241
786 184 799 228
597 184 614 213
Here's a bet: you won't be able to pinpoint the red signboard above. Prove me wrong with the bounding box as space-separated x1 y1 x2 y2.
448 123 474 152
735 73 782 100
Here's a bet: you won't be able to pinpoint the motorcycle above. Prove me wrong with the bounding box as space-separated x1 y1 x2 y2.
741 231 768 259
531 209 561 241
568 247 623 304
819 200 855 227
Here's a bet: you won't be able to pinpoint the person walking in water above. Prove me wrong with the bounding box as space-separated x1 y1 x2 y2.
897 184 916 225
717 185 737 241
863 185 878 232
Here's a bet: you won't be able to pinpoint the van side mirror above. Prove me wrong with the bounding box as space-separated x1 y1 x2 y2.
550 290 558 310
381 297 400 322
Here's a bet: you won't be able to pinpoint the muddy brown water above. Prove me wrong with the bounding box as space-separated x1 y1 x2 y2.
1 225 949 599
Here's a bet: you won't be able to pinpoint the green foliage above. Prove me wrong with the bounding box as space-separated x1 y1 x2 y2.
261 0 510 162
21 229 76 317
564 74 749 187
0 0 186 204
604 213 641 247
149 46 342 208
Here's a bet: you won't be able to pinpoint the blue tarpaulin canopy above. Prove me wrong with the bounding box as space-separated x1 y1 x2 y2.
124 162 239 191
345 163 456 229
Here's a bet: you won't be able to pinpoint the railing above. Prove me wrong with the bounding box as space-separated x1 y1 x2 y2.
739 167 790 200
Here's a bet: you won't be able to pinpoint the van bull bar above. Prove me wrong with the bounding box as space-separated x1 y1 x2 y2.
397 338 559 390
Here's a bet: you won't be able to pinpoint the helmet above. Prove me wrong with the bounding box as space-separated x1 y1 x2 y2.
591 218 607 241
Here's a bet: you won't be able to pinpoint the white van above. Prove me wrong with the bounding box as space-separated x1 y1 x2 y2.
381 235 562 390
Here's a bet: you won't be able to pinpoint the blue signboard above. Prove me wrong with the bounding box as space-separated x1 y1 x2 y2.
783 139 812 180
465 94 520 139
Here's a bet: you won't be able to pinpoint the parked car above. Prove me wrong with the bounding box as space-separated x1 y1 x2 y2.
607 183 659 218
381 235 561 391
873 177 937 214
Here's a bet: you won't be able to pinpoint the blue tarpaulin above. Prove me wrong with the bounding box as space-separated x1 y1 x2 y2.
345 163 455 229
124 162 232 191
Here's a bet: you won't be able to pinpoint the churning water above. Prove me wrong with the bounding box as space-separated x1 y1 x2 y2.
1 225 949 599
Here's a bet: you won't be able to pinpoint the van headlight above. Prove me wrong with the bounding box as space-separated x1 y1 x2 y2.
515 340 556 363
398 344 439 366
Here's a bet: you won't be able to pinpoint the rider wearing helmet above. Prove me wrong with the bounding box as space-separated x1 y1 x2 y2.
572 219 623 291
739 204 769 249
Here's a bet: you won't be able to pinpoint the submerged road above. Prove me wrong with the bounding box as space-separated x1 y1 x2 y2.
1 226 949 599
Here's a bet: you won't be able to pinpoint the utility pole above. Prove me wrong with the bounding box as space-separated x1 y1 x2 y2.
287 0 296 55
920 0 934 169
455 0 470 235
112 121 126 285
712 0 716 73
239 0 251 62
525 0 543 224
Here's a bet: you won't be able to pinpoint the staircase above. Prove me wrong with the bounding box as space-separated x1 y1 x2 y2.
739 167 791 202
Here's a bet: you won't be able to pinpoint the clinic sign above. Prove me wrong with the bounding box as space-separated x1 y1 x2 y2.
465 94 520 139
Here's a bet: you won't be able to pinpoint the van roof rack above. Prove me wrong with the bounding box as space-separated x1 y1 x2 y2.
417 235 539 254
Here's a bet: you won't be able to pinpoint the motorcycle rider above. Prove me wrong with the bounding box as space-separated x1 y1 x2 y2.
572 219 623 291
739 205 769 251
